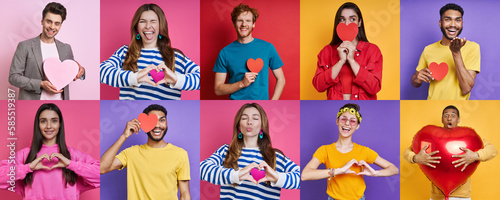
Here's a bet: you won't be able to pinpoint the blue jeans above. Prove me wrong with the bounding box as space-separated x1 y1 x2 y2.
328 195 366 200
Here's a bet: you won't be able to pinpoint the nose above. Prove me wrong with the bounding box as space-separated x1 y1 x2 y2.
247 120 253 125
47 121 52 128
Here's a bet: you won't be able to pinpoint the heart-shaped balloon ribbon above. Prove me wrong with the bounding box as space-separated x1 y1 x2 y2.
138 113 158 133
337 23 358 42
428 62 448 81
412 125 483 200
150 70 165 83
247 58 264 73
43 57 79 91
250 168 266 182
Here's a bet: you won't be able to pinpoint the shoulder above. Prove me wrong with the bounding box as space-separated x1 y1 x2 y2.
423 41 441 51
55 38 70 47
17 147 31 156
216 144 230 153
319 44 334 54
122 144 141 153
354 143 376 153
168 144 188 153
463 40 480 51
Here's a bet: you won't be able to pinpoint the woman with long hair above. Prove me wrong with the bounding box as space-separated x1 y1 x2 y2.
312 2 383 100
301 103 398 200
0 103 99 199
200 103 300 199
100 3 200 100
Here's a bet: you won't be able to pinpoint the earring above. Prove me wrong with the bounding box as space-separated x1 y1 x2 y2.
159 31 162 39
259 130 263 139
238 129 243 139
136 32 140 40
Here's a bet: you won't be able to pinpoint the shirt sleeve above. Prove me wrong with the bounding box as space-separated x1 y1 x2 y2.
176 149 191 180
0 148 31 196
213 49 228 73
364 146 379 164
268 43 284 70
403 145 416 164
353 44 383 95
312 146 327 164
272 153 300 189
115 147 130 170
312 46 340 93
415 46 428 71
99 45 139 87
66 148 100 189
8 41 43 94
200 145 237 185
477 139 497 162
464 42 481 73
169 53 200 91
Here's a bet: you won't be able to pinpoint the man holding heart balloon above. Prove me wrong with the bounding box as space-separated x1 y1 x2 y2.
213 3 286 100
9 2 86 100
404 105 497 200
411 3 480 100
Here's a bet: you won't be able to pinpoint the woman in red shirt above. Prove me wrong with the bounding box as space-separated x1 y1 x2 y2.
313 2 383 100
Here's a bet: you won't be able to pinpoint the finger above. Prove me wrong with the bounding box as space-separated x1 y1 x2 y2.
144 79 156 86
156 79 167 86
346 170 356 174
428 150 440 156
429 156 441 160
429 160 440 164
40 165 51 170
426 163 436 168
461 163 469 172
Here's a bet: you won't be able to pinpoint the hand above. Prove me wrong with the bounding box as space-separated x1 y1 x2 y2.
414 145 441 168
156 63 178 86
257 161 279 184
137 64 159 86
238 162 259 184
73 60 85 81
449 37 467 53
336 44 348 64
239 72 258 88
414 68 434 84
41 80 63 94
29 153 50 171
336 159 357 175
452 147 479 172
123 119 141 138
356 160 379 176
341 41 357 62
49 153 71 169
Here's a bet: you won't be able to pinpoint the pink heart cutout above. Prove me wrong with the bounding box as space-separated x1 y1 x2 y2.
428 62 448 81
150 70 165 83
138 113 157 133
43 57 79 91
337 23 359 42
247 58 264 73
250 168 265 182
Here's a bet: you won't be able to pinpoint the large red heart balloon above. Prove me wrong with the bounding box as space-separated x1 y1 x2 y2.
337 23 358 42
412 125 483 199
428 62 448 81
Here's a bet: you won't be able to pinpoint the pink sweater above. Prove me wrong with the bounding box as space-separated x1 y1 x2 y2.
0 144 100 200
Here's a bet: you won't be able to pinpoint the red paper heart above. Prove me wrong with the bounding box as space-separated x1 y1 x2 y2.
43 57 79 91
428 62 448 81
337 23 358 42
138 113 158 133
412 125 483 198
250 168 266 182
150 70 165 83
247 58 263 73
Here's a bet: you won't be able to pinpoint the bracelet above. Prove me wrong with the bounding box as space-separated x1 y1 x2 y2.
327 168 335 181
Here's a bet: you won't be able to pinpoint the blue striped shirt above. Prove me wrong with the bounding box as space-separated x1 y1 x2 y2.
200 144 300 200
100 45 200 100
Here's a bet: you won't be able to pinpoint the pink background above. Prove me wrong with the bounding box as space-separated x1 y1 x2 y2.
0 0 100 100
100 0 200 100
200 100 300 199
0 100 100 199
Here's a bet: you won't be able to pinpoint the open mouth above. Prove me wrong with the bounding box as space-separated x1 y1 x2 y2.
342 127 351 132
143 31 155 40
446 28 458 36
151 128 163 136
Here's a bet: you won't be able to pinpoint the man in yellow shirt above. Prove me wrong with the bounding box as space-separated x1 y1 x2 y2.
100 104 191 200
404 105 497 200
411 3 480 100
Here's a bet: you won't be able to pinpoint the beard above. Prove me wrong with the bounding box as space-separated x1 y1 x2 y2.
147 126 168 142
440 25 463 40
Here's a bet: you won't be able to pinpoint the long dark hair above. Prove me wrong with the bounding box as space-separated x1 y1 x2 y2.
330 2 369 46
24 103 77 187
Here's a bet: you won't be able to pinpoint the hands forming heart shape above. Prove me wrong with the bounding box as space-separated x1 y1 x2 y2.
29 153 71 171
239 161 280 185
336 159 379 177
138 63 178 86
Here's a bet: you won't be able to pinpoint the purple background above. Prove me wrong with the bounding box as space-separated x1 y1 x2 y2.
400 0 500 100
300 100 400 199
99 100 200 199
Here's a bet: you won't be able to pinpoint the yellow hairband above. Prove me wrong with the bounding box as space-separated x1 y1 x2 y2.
337 107 362 123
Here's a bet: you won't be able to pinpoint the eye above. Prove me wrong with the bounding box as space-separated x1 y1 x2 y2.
340 18 345 22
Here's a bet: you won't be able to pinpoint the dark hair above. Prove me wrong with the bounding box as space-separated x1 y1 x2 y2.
442 105 460 118
440 3 464 19
231 3 259 24
24 103 76 187
330 2 368 46
338 103 362 123
143 104 167 117
42 2 67 22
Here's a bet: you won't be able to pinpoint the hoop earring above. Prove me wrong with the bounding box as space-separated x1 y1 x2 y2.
259 130 263 139
136 32 140 40
238 129 243 139
159 31 162 39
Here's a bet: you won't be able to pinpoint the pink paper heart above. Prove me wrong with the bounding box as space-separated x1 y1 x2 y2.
250 168 265 182
150 70 165 83
43 57 79 91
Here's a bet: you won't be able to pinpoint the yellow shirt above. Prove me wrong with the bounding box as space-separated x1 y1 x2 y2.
416 40 480 100
116 143 190 200
403 139 497 199
313 143 379 200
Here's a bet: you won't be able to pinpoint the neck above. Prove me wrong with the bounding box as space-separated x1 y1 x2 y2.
352 38 359 47
147 139 168 148
43 138 57 147
40 34 55 44
237 35 254 44
440 36 452 46
336 135 353 147
243 135 259 148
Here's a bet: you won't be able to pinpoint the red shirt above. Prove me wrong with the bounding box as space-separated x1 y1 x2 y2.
312 41 383 100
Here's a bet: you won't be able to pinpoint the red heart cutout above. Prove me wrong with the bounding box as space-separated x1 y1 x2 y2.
337 23 358 42
247 58 264 73
428 62 448 81
150 70 165 83
43 57 79 91
412 125 483 198
250 168 266 182
138 113 157 133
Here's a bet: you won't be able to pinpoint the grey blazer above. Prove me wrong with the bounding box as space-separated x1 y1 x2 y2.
9 35 74 100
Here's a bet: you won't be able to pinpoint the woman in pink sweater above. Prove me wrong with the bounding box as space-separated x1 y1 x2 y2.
0 103 100 199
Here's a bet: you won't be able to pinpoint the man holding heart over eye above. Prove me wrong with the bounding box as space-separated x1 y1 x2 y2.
411 3 480 100
100 104 191 200
404 105 497 200
213 3 286 100
9 2 86 100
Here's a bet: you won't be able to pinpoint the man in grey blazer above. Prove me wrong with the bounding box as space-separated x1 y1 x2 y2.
9 2 85 100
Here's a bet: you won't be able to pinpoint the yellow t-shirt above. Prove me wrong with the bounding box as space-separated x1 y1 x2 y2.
416 40 480 100
116 143 190 200
313 143 379 200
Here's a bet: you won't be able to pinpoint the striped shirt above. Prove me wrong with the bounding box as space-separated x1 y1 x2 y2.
100 45 200 100
200 144 300 200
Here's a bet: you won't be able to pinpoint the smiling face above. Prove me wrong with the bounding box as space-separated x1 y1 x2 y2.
442 108 460 129
137 10 160 48
336 111 360 138
41 12 63 42
146 110 168 142
234 11 255 39
39 110 60 142
239 107 262 138
440 9 463 40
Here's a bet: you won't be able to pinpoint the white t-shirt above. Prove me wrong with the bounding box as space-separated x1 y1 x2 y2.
40 40 63 100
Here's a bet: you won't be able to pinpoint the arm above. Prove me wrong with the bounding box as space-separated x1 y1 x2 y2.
301 157 357 181
452 139 497 171
100 118 140 174
270 68 285 100
9 42 43 93
66 150 100 188
178 180 191 200
266 155 300 189
159 54 200 91
450 38 477 95
312 47 344 93
350 44 383 95
213 72 256 96
100 46 156 87
200 145 236 185
411 68 434 88
407 145 441 168
358 156 398 177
